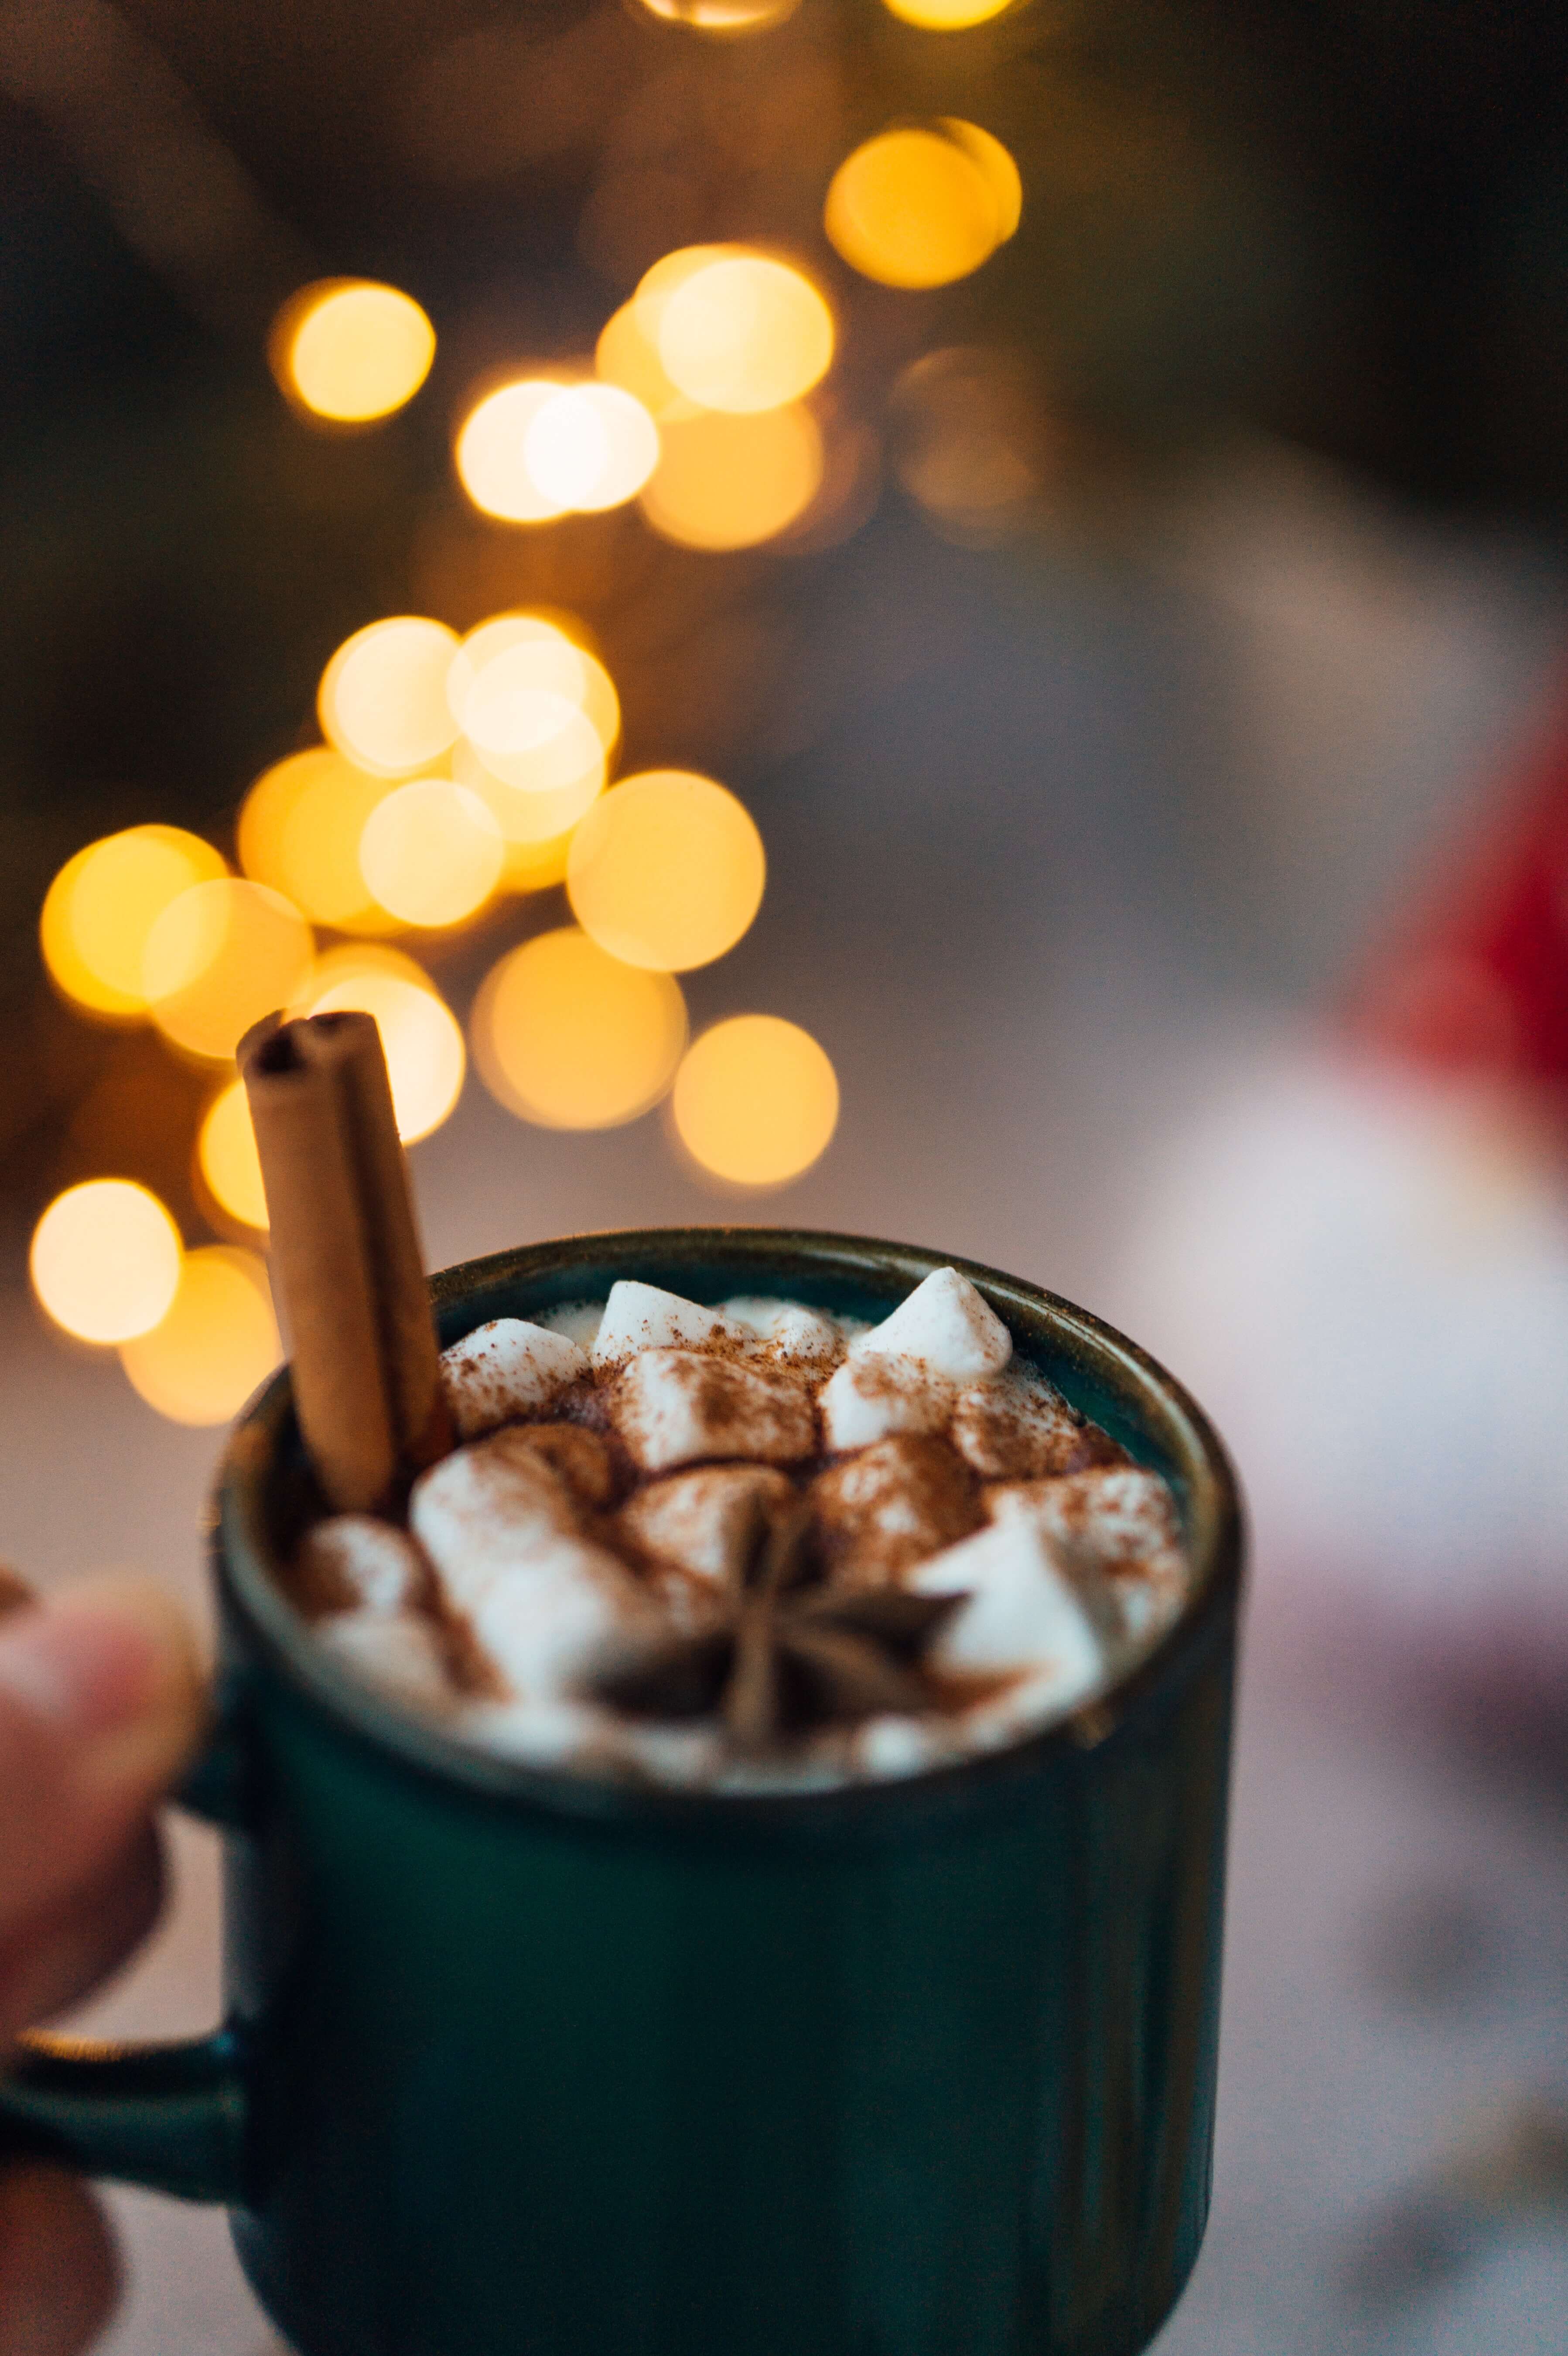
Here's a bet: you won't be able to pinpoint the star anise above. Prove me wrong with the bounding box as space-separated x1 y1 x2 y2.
590 1501 967 1751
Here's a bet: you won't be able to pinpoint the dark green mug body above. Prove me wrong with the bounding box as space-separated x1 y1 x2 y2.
0 1229 1243 2356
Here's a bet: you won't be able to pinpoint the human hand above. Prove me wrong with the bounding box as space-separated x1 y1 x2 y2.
0 1575 205 2356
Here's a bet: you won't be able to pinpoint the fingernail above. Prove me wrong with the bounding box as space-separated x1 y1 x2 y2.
0 1608 161 1737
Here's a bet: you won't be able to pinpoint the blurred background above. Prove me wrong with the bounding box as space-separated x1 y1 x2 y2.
4 0 1568 2348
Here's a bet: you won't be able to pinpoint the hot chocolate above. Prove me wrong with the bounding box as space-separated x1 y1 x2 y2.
289 1266 1190 1790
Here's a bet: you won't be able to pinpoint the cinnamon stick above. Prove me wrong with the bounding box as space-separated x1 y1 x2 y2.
240 1011 452 1514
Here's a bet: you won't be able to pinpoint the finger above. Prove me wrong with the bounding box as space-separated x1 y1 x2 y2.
0 2164 120 2356
0 1823 164 2049
0 1580 205 1945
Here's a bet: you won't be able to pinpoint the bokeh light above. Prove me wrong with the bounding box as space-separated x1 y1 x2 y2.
824 123 1017 287
473 928 687 1129
882 0 1011 26
452 627 620 786
237 747 396 934
639 403 822 548
567 770 765 971
656 254 834 414
301 945 466 1142
41 827 227 1019
359 779 503 928
889 344 1049 542
525 384 660 511
30 1180 183 1344
447 612 618 750
596 298 700 424
319 617 461 777
454 380 570 522
198 1080 268 1231
672 1015 839 1185
939 119 1023 240
119 1245 281 1426
632 0 799 29
277 280 436 423
451 730 605 846
144 879 314 1062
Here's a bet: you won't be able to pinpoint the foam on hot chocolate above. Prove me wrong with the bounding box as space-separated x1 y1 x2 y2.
285 1266 1194 1787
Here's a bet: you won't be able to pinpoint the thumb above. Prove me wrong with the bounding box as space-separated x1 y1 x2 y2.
0 1579 206 1948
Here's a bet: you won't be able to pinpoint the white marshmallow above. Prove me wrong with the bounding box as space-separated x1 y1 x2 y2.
721 1297 843 1363
591 1281 748 1369
533 1299 606 1353
466 1543 651 1703
852 1715 946 1780
950 1364 1089 1481
856 1267 1012 1385
611 1349 815 1472
987 1469 1187 1651
909 1517 1105 1719
410 1438 581 1614
316 1609 457 1715
619 1464 793 1584
818 1353 949 1450
441 1318 589 1441
459 1696 606 1767
295 1516 426 1615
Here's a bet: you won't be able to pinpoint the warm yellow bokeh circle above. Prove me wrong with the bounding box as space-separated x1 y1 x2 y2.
280 281 436 423
41 827 227 1018
237 747 394 933
881 0 1011 26
824 125 1014 288
143 879 314 1062
672 1015 839 1185
567 771 765 972
656 254 834 414
359 779 503 928
639 404 823 549
318 617 461 778
197 1081 269 1231
30 1180 184 1344
454 381 570 523
472 929 688 1130
119 1246 280 1426
301 946 467 1143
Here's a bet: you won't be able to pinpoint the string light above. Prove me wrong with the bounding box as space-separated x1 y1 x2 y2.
198 1080 269 1230
274 280 435 422
237 747 396 934
319 616 462 777
824 123 1018 287
41 827 226 1019
672 1015 839 1185
119 1246 280 1426
451 731 605 848
473 928 687 1129
656 253 834 413
524 384 659 510
881 0 1011 26
447 612 620 754
567 770 765 970
358 779 503 928
143 878 314 1063
301 945 466 1142
632 0 800 30
454 380 572 522
30 1180 183 1344
639 402 822 548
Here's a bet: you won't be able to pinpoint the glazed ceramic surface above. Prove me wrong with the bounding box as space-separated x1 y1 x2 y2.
0 1229 1243 2356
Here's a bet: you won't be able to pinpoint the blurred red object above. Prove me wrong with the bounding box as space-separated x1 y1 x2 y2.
1350 681 1568 1088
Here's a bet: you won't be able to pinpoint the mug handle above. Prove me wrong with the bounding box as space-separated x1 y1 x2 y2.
0 1692 253 2207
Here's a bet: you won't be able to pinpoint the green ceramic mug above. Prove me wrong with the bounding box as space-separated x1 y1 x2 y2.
0 1228 1243 2356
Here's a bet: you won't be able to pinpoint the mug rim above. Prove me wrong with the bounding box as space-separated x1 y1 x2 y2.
212 1225 1244 1835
